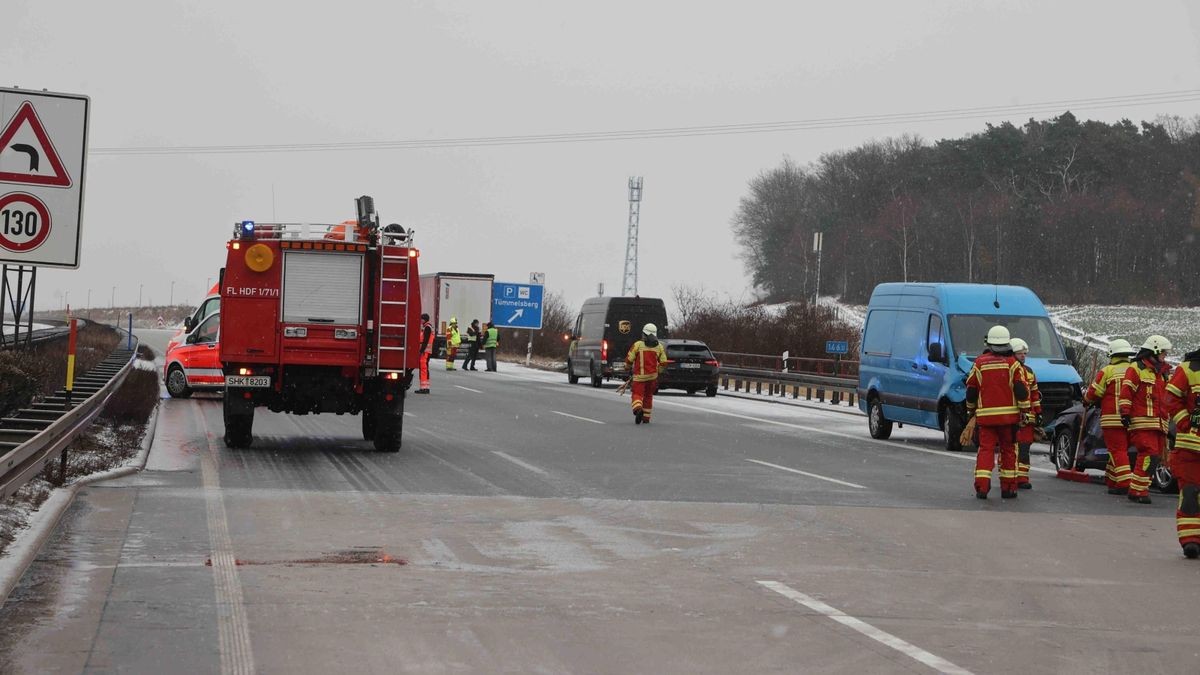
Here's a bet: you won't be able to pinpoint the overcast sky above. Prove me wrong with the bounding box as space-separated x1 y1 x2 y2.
4 0 1199 319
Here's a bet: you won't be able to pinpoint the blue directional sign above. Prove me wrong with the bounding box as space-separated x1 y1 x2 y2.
825 340 849 355
492 282 544 329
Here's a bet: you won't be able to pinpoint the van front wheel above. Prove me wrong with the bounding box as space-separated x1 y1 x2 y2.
567 359 579 385
590 361 603 388
868 397 893 440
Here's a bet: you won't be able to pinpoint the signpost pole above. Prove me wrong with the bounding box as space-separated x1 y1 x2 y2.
526 330 533 367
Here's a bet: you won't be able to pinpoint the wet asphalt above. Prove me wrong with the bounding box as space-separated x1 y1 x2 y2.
1 332 1197 674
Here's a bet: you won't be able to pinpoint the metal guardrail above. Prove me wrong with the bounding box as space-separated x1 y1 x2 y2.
713 351 859 378
720 365 859 408
0 338 138 500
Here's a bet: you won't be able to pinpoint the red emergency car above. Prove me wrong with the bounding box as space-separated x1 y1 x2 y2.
164 311 223 398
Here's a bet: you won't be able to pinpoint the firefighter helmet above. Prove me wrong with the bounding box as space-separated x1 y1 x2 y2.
986 325 1010 347
1107 338 1136 357
1010 337 1029 354
449 317 458 326
1141 335 1172 355
643 323 658 336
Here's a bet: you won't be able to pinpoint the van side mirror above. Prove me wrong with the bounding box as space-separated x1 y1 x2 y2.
928 343 944 363
184 317 195 331
1065 346 1077 362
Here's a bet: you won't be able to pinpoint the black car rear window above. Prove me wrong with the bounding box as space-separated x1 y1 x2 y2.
666 344 711 358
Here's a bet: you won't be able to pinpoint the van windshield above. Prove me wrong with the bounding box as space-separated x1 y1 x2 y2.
948 314 1065 360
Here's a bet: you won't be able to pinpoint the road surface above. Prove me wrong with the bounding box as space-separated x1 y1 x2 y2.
0 345 1196 674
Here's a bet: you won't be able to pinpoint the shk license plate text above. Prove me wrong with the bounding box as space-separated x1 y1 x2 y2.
225 375 271 388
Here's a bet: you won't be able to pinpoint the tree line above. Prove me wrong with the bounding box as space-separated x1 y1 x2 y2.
733 113 1200 305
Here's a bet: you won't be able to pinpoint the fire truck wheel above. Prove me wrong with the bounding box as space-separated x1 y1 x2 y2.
372 412 402 453
362 408 377 441
223 416 253 449
222 398 254 448
165 365 192 399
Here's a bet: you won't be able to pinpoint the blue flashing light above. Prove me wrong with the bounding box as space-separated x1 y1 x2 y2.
240 220 256 238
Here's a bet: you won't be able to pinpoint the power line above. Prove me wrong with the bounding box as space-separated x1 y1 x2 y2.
90 89 1200 156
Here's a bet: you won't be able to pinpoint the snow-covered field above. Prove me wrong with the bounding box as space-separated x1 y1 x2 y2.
1047 305 1200 355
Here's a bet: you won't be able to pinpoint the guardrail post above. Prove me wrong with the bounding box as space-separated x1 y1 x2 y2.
64 319 77 410
58 449 68 486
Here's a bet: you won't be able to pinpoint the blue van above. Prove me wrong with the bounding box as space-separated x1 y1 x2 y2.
857 283 1082 451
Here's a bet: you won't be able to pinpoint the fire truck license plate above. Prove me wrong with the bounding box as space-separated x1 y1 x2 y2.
225 376 271 388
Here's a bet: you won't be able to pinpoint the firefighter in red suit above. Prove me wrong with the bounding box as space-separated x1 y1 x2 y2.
1119 335 1172 504
1082 338 1137 493
1010 338 1041 489
1165 349 1200 558
625 323 667 425
415 313 433 394
966 325 1030 499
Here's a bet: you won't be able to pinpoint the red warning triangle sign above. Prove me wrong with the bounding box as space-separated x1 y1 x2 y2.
0 101 72 188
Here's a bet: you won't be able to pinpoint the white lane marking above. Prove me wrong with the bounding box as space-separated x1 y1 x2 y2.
492 451 549 476
745 459 867 489
455 385 484 394
660 399 1056 475
552 410 606 425
200 416 256 675
758 581 974 675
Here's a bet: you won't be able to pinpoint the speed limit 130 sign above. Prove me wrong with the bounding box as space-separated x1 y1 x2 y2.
0 88 89 268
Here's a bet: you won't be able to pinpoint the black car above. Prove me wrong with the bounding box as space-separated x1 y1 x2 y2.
656 339 720 397
1049 401 1177 493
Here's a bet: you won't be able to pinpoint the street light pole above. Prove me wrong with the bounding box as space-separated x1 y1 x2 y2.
139 284 143 307
170 281 175 306
111 286 115 308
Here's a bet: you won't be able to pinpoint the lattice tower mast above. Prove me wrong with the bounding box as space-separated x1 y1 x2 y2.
622 176 643 296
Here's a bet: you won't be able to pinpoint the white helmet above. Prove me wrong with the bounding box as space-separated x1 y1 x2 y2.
642 323 658 336
1141 335 1171 355
1010 337 1029 354
986 325 1011 347
1107 338 1136 357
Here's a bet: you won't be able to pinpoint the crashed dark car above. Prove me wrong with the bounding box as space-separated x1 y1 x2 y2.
1049 401 1177 493
656 339 720 397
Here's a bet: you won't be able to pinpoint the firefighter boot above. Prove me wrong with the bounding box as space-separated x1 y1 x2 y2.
1185 543 1200 559
634 409 644 425
1001 490 1018 499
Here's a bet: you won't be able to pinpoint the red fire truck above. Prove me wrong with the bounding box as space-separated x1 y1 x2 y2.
219 196 421 451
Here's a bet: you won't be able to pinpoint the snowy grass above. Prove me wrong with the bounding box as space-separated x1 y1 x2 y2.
1047 305 1200 354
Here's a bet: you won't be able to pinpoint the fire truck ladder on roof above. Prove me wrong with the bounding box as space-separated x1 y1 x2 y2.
376 228 414 376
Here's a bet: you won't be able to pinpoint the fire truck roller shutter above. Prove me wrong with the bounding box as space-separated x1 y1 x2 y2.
282 251 364 325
